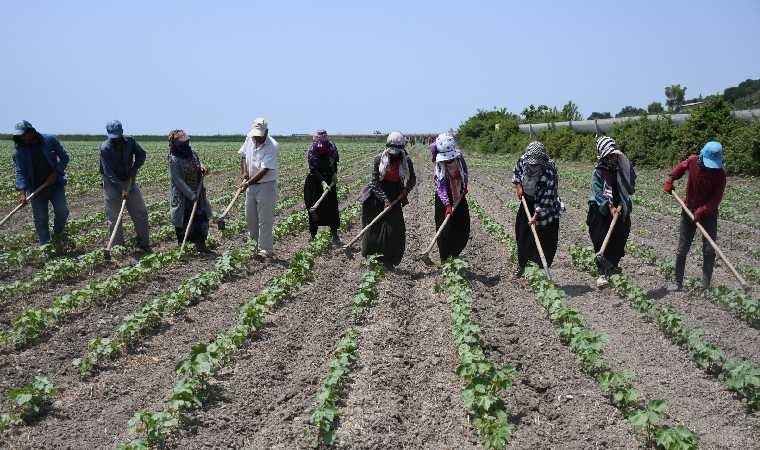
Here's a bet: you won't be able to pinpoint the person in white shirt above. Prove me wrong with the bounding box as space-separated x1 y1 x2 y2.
238 117 279 258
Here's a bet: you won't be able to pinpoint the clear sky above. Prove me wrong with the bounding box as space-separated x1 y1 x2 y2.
1 0 758 135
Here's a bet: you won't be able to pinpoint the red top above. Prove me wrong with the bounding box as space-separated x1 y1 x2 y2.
666 154 726 216
383 161 401 182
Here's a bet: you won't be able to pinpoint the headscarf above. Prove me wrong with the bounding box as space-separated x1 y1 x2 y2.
379 131 410 184
521 141 549 196
307 129 337 172
523 141 550 165
595 136 635 215
168 129 193 159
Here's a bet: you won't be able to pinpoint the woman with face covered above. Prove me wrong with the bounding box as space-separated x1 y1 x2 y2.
511 141 563 278
358 131 417 268
431 133 470 261
303 129 341 244
587 136 636 288
168 129 214 253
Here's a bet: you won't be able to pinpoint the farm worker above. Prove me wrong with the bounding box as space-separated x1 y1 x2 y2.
511 141 563 278
12 120 70 245
663 141 726 291
587 136 637 288
303 129 341 244
168 130 214 253
239 117 279 258
431 133 471 261
358 131 417 269
99 120 152 252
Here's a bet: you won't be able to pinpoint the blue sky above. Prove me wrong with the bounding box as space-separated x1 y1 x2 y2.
1 0 758 135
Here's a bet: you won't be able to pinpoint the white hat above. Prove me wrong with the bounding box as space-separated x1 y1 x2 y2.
248 117 268 137
386 131 406 147
434 133 456 154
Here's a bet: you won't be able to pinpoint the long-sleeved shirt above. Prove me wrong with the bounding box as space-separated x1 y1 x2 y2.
511 155 563 226
665 154 725 216
14 133 69 192
99 137 146 190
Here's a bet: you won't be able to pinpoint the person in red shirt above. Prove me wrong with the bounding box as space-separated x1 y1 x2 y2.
663 141 726 291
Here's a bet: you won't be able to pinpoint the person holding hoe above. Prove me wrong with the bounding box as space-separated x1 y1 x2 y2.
511 141 563 278
12 120 70 246
663 141 726 291
430 133 470 261
303 129 341 244
100 120 152 253
168 129 214 253
358 131 417 269
239 118 279 258
587 136 636 288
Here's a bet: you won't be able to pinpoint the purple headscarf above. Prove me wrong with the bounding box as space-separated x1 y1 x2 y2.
308 129 338 171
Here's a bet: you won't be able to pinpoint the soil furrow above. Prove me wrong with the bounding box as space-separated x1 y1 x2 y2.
334 151 479 449
464 216 641 449
0 232 309 449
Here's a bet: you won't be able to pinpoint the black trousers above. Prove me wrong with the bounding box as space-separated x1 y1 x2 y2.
587 206 631 275
434 195 470 261
515 197 559 269
674 210 717 285
304 172 340 236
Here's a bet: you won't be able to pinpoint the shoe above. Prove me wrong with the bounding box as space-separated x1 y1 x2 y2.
258 249 273 259
666 283 683 293
138 245 153 254
596 275 609 289
331 232 341 246
512 266 525 279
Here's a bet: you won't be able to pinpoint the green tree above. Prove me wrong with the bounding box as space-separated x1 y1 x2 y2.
561 101 582 121
647 102 664 114
616 106 647 118
587 112 612 120
665 84 687 112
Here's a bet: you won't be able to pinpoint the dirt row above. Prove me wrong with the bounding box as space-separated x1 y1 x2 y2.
2 146 757 449
470 180 760 449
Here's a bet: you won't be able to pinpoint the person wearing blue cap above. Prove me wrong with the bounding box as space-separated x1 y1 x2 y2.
12 120 70 245
99 120 152 252
663 141 726 291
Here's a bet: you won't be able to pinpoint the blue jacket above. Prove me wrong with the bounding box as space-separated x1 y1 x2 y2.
99 137 146 190
14 133 69 192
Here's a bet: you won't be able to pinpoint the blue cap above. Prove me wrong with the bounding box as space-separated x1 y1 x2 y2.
13 120 34 136
106 120 124 139
699 141 724 169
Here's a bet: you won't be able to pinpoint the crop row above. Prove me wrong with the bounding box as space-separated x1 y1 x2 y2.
0 196 257 351
624 240 758 328
76 185 355 379
116 203 362 449
471 198 699 449
440 258 516 449
309 254 384 447
570 245 760 411
0 376 59 432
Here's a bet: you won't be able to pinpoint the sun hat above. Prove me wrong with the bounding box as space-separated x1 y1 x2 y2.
106 120 124 139
248 117 268 137
13 120 34 136
699 141 724 169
